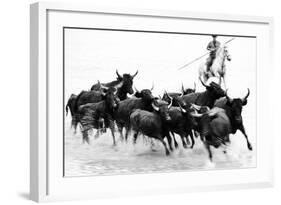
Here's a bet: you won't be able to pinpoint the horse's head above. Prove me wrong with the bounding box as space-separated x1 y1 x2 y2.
223 46 231 61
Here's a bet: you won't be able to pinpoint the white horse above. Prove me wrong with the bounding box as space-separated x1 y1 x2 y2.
198 45 231 89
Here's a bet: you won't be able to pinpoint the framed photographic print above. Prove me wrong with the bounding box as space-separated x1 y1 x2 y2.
30 2 274 202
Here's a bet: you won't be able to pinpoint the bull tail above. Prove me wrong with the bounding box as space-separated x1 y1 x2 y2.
71 91 85 132
65 104 69 116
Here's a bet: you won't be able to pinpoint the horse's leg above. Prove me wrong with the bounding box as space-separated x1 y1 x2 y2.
239 125 253 151
222 75 227 90
218 76 222 86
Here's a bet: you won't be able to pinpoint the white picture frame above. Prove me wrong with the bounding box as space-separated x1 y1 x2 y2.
30 2 274 202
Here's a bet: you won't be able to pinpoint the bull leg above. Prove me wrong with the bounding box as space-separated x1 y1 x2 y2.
133 131 139 144
171 132 179 149
82 130 90 144
117 125 124 141
94 129 100 139
179 132 187 148
188 131 195 149
166 133 173 152
155 136 170 156
125 126 130 142
184 132 191 145
222 76 227 90
239 125 253 151
150 139 156 151
109 121 116 146
204 142 213 161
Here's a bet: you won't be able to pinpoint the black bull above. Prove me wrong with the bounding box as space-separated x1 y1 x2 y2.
179 80 226 108
214 88 252 150
130 99 173 156
76 88 119 145
193 88 252 161
114 88 155 141
91 70 138 101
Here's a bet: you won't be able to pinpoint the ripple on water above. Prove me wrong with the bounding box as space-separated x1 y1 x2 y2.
64 125 256 177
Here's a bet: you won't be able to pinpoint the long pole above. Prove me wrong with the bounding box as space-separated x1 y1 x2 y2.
178 37 235 70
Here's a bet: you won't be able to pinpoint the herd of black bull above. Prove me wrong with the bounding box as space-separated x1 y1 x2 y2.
65 70 252 161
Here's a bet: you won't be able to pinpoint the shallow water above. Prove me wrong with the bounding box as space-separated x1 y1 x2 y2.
64 118 256 177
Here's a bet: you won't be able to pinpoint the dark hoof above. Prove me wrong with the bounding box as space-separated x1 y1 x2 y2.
165 150 170 156
248 143 253 151
223 150 227 154
175 143 179 149
190 145 194 149
183 144 188 149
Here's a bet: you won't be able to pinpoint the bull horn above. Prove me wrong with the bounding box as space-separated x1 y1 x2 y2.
168 98 173 109
242 88 250 103
134 86 139 93
190 103 201 111
151 83 154 91
98 81 109 90
116 69 122 79
190 112 203 118
181 83 185 93
243 88 250 101
152 101 159 111
132 70 138 78
178 103 186 113
199 77 208 88
225 89 233 103
114 81 123 90
194 82 196 91
165 91 172 101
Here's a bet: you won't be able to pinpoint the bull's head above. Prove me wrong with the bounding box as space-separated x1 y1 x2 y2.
134 84 154 103
225 88 250 124
152 99 172 121
200 78 225 99
101 83 122 110
163 91 188 108
182 82 196 95
223 46 231 61
116 69 138 95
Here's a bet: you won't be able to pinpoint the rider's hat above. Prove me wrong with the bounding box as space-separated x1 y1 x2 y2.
212 34 218 38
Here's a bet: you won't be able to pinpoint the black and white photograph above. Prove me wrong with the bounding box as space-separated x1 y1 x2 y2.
64 28 256 177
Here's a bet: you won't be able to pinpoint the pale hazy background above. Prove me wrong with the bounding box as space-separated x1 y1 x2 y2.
64 28 256 176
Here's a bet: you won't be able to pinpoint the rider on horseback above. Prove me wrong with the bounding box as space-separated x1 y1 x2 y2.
206 35 221 72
